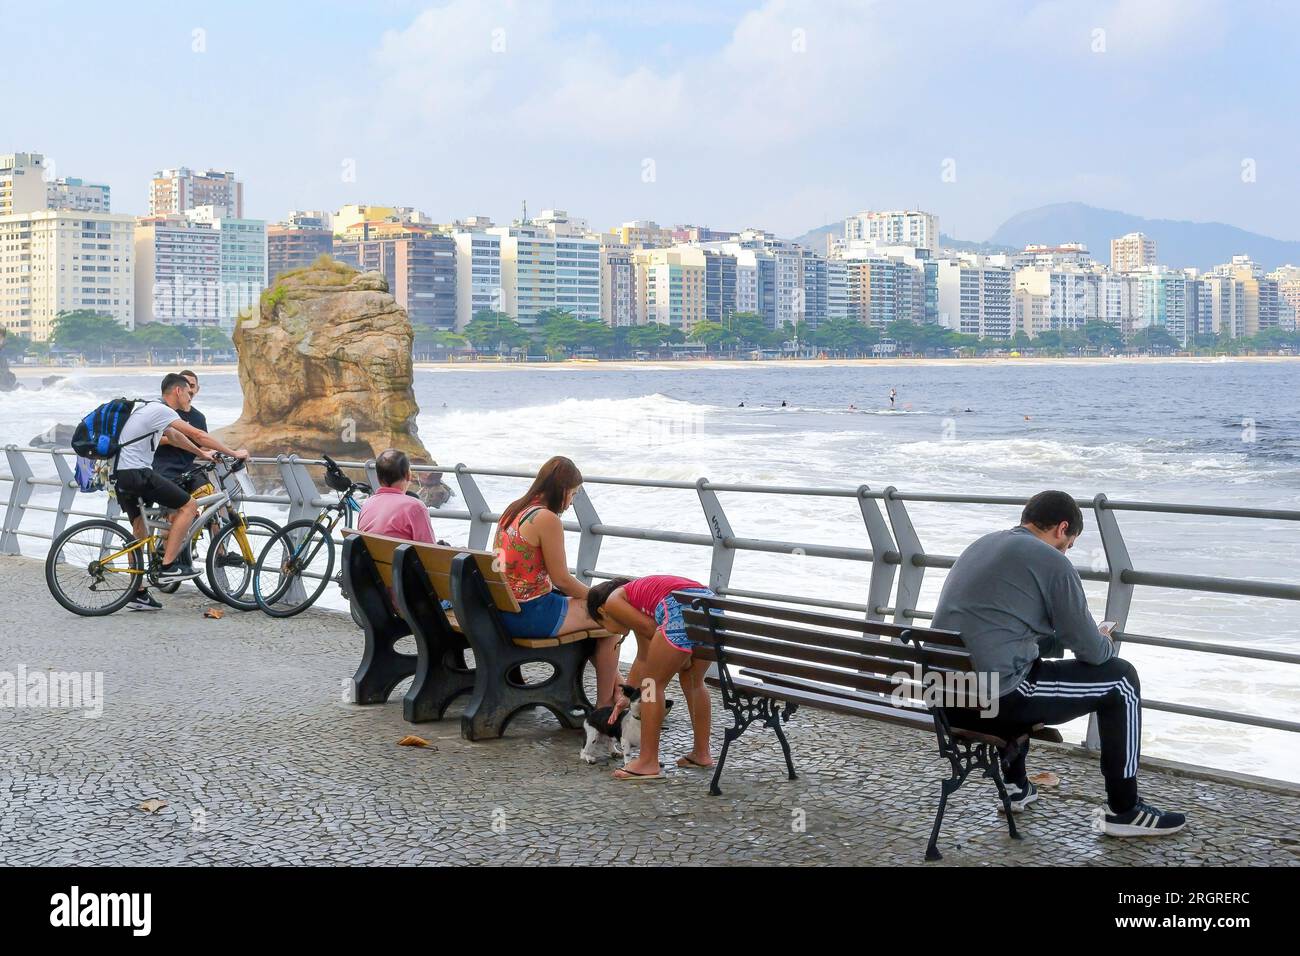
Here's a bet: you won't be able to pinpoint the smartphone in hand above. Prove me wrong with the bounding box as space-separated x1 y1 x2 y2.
1099 620 1118 638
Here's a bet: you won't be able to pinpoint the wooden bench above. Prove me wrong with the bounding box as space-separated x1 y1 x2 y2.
340 530 474 723
342 530 618 740
680 593 1064 861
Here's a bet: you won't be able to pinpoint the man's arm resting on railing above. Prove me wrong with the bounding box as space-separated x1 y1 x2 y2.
167 419 248 459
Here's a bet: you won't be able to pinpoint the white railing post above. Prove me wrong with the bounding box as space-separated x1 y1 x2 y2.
1087 492 1135 750
571 486 602 585
883 487 924 627
2 446 33 555
857 485 897 623
455 465 493 551
50 451 79 543
696 478 735 593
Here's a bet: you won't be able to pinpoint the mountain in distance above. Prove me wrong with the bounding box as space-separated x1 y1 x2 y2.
790 202 1300 270
989 202 1300 271
789 220 1015 255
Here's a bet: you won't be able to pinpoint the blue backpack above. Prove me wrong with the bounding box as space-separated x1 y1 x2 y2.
70 397 151 461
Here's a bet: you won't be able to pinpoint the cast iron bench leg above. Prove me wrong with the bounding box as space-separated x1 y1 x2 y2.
925 776 960 862
986 748 1022 841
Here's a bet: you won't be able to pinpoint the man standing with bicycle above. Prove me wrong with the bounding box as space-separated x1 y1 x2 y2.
115 372 249 601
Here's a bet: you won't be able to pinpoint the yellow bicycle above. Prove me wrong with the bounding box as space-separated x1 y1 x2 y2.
45 455 277 616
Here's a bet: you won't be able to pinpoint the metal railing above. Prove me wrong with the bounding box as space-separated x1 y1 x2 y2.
4 445 1298 751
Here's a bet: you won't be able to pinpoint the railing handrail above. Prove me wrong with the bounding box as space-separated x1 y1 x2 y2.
3 445 1296 756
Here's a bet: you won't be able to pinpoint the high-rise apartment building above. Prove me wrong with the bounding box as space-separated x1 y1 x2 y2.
268 211 334 282
0 210 135 341
452 230 503 328
1110 232 1157 272
598 237 637 328
612 220 675 249
1 153 111 215
186 206 267 331
150 167 243 218
936 256 1014 339
134 216 223 330
844 210 939 252
1268 266 1300 332
633 247 707 330
1013 243 1094 269
335 220 457 330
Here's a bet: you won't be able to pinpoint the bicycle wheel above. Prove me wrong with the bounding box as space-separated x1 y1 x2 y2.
45 519 143 616
253 518 335 618
205 516 282 611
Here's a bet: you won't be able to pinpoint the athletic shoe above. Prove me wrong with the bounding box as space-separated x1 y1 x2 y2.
1092 800 1187 837
216 552 247 569
127 591 163 612
158 562 201 583
998 780 1038 813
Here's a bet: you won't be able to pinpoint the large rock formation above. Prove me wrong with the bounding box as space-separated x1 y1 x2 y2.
216 258 452 506
0 329 18 392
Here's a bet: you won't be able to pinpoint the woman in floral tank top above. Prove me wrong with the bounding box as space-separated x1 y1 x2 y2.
494 456 623 709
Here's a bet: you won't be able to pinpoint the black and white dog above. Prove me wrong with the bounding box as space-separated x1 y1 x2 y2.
580 684 673 764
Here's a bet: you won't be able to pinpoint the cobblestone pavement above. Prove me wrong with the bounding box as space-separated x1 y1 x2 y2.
1 556 1296 866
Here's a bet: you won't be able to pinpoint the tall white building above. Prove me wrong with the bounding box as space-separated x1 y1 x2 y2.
599 237 637 327
1 153 111 216
483 219 601 326
150 167 243 218
844 209 939 252
936 256 1014 339
452 230 503 329
0 210 135 341
185 206 267 331
1111 232 1157 272
134 216 222 330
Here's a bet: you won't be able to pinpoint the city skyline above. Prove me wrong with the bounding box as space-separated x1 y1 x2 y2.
6 0 1300 242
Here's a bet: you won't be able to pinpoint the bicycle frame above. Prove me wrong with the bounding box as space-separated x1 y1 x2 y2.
97 459 255 577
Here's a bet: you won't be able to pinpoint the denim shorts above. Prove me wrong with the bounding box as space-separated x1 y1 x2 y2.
654 588 715 652
500 589 568 639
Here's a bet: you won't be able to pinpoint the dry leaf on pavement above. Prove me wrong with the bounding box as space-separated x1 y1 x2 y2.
204 607 224 619
137 799 167 814
1028 771 1060 787
397 735 433 748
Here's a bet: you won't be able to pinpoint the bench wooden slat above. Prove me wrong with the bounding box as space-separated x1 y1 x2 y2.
682 609 974 672
345 530 520 611
689 626 970 685
706 672 1021 748
346 530 617 647
673 591 966 648
694 644 910 701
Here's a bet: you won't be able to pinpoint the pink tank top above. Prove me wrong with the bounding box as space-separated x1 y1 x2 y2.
494 502 552 602
623 575 706 615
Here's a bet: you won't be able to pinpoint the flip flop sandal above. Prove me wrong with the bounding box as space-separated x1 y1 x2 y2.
676 756 714 769
612 766 665 782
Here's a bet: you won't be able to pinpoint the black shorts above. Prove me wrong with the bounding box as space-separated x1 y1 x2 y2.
114 468 191 522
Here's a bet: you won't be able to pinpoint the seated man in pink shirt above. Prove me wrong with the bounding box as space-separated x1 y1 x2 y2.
357 448 436 543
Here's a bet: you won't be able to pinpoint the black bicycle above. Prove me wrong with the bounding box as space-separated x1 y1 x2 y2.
252 454 371 618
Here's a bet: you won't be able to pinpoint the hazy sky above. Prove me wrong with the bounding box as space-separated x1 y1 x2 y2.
7 0 1299 240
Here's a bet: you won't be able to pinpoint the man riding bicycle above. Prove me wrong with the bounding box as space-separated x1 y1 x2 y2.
113 372 249 594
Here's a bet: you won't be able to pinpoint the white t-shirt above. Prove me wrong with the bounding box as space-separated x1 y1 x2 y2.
113 402 181 472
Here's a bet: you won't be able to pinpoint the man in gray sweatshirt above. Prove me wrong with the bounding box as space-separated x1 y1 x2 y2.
933 490 1186 837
